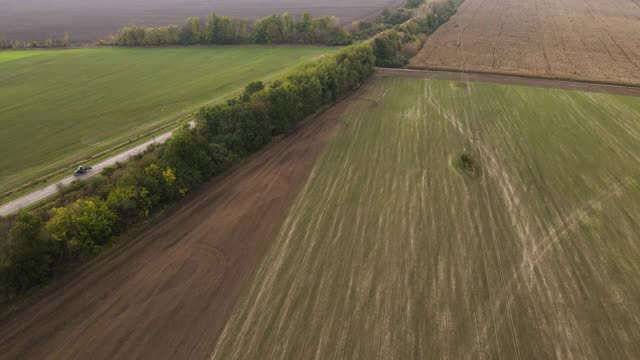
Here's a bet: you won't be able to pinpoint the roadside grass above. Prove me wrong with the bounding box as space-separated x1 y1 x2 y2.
0 45 335 198
212 77 640 359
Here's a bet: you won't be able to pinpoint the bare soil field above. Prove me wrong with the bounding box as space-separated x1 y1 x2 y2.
0 85 364 359
410 0 640 86
212 76 640 359
0 0 400 41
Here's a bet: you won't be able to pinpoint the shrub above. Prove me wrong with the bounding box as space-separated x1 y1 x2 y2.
460 152 476 171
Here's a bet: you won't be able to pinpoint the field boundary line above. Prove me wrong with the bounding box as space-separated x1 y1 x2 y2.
377 67 640 96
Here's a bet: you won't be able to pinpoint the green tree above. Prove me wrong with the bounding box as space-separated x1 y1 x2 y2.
373 31 408 68
113 26 146 46
47 198 117 260
261 83 301 135
282 12 296 42
234 19 252 43
0 213 56 294
205 13 220 43
179 17 202 44
287 73 323 117
142 164 179 206
162 130 215 191
106 185 152 231
265 16 284 44
326 27 352 46
295 12 313 43
208 143 236 175
199 101 271 155
217 16 235 44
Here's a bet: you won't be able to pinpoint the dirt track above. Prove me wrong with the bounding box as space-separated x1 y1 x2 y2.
377 68 640 97
0 85 364 359
411 0 640 86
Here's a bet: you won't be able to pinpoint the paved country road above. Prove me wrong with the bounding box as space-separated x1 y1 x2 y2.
0 129 177 217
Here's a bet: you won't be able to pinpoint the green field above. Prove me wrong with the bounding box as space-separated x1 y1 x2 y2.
212 77 640 359
0 50 58 64
0 46 333 196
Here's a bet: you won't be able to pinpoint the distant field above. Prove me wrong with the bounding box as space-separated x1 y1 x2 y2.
0 46 333 196
213 76 640 359
411 0 640 85
0 0 400 41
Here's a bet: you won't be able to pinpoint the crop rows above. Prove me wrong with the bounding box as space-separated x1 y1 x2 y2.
411 0 640 85
212 76 640 359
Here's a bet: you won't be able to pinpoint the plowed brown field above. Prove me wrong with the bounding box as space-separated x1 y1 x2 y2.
0 85 365 359
410 0 640 85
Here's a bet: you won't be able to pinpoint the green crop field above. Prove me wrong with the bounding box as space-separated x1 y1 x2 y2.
0 46 333 196
212 77 640 359
0 50 57 64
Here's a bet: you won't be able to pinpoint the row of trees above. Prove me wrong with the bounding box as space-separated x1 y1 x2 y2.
0 33 70 49
349 0 422 40
0 43 375 301
377 7 414 25
112 12 352 47
373 0 464 68
414 0 463 34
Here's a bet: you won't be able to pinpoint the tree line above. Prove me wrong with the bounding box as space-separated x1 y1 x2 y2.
372 0 464 68
0 33 70 50
112 12 352 46
0 43 374 302
348 0 460 43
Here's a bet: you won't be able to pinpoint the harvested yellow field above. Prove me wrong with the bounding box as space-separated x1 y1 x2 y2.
411 0 640 85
